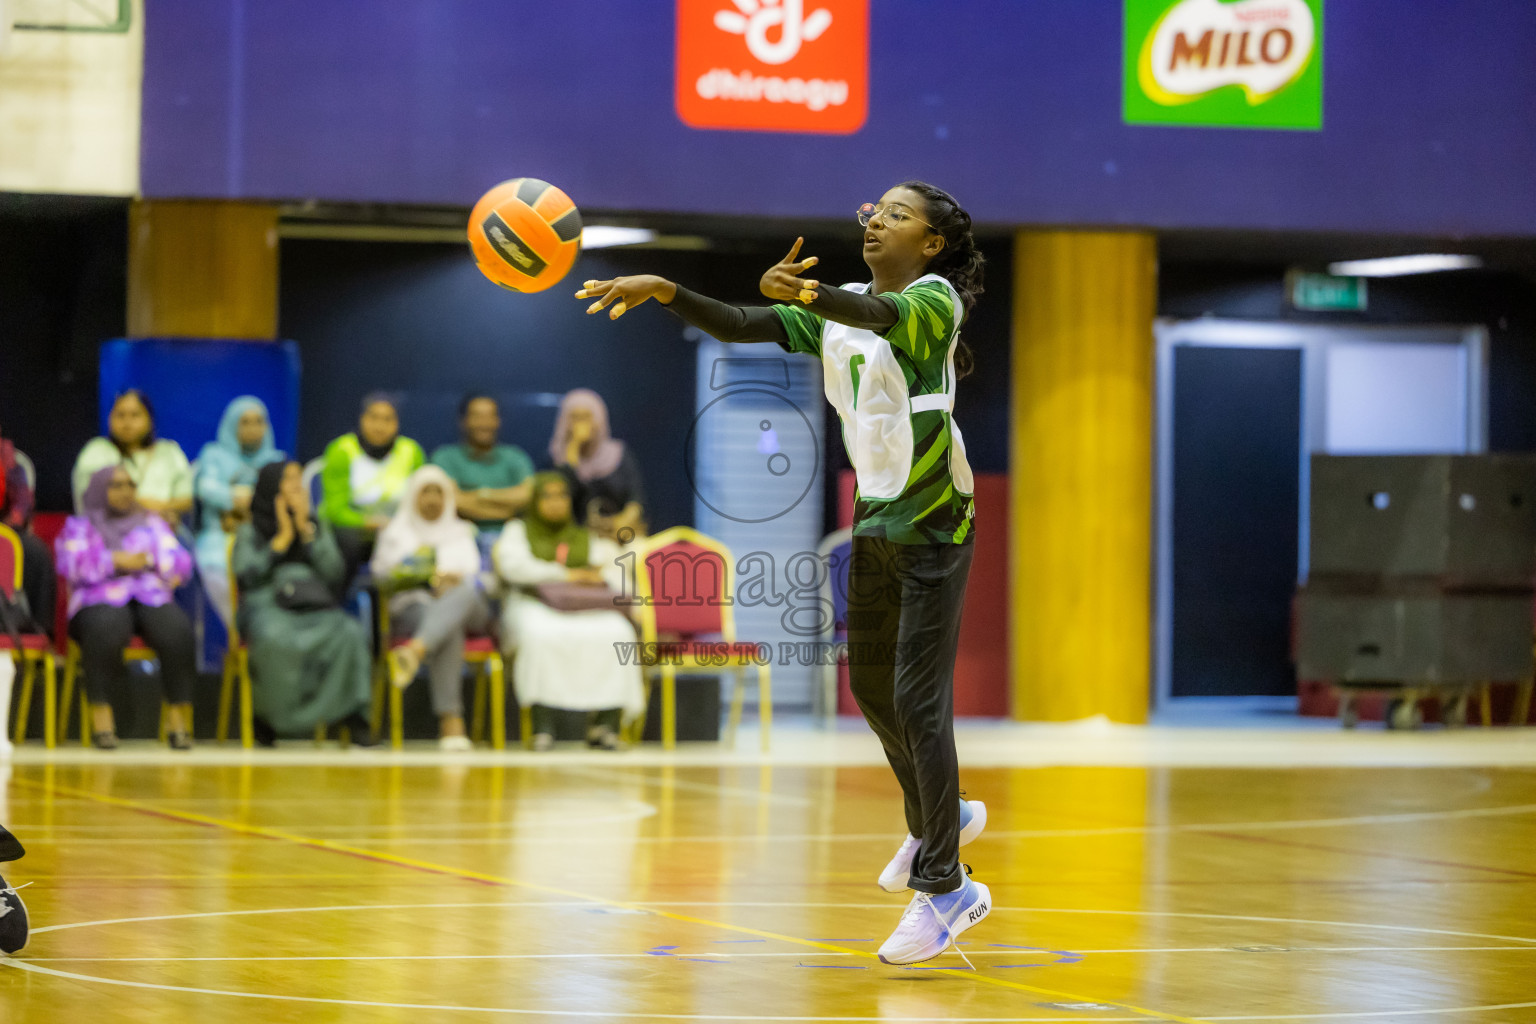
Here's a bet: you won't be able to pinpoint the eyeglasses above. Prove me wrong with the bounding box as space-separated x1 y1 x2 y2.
857 202 934 230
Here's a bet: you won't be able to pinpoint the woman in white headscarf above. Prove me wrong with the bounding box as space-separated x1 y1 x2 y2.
371 465 492 750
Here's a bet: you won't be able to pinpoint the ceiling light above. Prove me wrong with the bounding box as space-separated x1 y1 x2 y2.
581 226 657 249
1326 254 1483 277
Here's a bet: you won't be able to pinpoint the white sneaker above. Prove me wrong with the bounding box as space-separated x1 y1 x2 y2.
438 735 473 752
878 799 987 893
877 875 992 966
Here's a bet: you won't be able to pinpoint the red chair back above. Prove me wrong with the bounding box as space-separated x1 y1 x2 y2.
0 523 20 600
644 540 728 639
32 513 70 642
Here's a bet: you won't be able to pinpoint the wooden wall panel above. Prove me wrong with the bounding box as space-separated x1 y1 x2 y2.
127 200 278 339
1011 230 1157 723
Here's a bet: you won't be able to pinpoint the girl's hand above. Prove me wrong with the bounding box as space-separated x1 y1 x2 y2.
575 275 677 320
759 237 820 304
287 487 312 524
271 496 296 553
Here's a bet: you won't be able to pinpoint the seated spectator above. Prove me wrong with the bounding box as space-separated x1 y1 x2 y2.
319 393 424 587
431 393 534 549
55 467 197 750
0 423 53 636
235 462 377 747
193 397 285 627
72 390 193 524
550 389 646 541
372 466 494 751
493 472 644 751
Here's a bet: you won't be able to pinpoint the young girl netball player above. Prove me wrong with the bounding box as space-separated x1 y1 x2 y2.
575 181 989 965
0 823 27 954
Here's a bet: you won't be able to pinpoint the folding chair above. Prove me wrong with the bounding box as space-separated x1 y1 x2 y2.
59 637 186 745
56 576 187 746
1 523 57 749
371 582 511 750
631 526 772 751
215 535 256 747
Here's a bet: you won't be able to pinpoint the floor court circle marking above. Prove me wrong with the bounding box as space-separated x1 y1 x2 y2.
8 903 1536 1021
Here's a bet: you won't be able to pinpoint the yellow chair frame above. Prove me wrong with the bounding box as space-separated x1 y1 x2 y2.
2 523 58 750
370 581 514 750
59 637 187 746
214 534 256 747
629 526 771 751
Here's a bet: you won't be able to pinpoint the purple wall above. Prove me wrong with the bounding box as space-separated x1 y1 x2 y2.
141 1 1536 235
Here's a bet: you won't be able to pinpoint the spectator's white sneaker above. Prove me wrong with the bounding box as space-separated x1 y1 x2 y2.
878 799 987 893
438 735 472 753
877 875 992 966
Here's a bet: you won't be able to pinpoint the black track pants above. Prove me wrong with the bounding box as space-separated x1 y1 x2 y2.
845 534 973 895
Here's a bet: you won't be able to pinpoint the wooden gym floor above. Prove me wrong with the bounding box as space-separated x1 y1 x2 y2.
3 725 1536 1022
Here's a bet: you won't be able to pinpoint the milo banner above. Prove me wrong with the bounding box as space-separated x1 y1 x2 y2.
1124 0 1323 130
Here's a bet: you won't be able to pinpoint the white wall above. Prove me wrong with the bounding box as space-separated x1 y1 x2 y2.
0 0 142 195
1324 341 1471 454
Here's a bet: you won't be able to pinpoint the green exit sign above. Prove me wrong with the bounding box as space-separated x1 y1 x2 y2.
1288 271 1367 311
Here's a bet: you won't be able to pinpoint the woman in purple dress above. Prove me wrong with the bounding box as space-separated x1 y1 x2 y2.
55 466 197 750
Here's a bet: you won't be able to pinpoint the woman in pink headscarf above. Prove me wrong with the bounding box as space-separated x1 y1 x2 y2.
548 389 646 540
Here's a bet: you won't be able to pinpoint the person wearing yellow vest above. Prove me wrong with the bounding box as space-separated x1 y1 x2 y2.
318 393 425 587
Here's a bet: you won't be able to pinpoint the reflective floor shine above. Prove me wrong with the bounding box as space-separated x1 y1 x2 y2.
2 745 1536 1022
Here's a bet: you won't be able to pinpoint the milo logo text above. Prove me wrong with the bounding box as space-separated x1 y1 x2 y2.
1139 0 1315 105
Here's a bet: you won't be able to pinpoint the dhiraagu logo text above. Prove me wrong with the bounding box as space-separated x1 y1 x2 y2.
1124 0 1322 129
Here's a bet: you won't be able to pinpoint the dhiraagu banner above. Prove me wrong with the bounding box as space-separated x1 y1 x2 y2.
1124 0 1322 129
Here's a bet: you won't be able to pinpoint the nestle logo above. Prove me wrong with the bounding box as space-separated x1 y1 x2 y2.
1140 0 1316 104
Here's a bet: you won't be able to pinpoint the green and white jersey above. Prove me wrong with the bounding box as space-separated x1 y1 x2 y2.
772 274 976 546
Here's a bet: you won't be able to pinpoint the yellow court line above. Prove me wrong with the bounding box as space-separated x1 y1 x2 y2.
15 775 1214 1024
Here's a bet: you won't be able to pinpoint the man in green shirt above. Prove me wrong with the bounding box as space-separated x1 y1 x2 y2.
431 394 535 536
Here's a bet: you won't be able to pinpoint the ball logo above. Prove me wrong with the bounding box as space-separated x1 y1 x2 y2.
1123 0 1322 129
1141 0 1315 105
676 0 868 134
482 212 547 277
